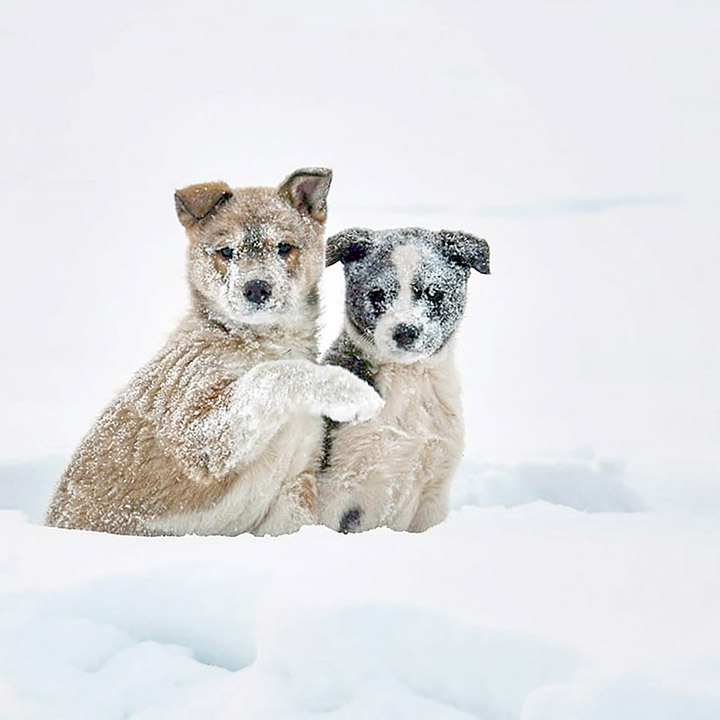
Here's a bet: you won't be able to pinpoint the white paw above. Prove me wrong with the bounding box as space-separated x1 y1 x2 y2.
320 366 384 424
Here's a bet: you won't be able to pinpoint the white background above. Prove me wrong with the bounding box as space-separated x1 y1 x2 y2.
1 0 718 491
1 3 720 718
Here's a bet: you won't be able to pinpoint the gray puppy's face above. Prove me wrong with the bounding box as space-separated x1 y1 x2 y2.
327 227 489 363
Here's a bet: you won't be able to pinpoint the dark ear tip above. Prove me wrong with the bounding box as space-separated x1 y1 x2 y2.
326 227 372 246
287 166 333 181
326 228 372 266
437 230 490 274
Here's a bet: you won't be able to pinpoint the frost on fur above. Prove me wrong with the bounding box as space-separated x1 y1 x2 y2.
320 227 489 533
45 169 383 537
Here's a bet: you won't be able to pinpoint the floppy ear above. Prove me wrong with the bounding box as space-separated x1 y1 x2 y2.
437 230 490 274
174 182 233 229
278 167 333 223
326 228 373 267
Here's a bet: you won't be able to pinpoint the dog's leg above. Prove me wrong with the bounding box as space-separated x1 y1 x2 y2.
159 359 383 481
318 481 367 533
253 470 318 536
407 476 452 532
318 455 400 534
320 476 400 534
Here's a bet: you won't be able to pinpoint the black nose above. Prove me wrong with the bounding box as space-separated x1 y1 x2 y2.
393 323 420 349
243 280 272 305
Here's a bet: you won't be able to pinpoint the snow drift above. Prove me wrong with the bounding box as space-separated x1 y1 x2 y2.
1 476 719 719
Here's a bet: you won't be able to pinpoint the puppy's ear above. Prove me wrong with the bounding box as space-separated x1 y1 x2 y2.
437 230 490 274
175 182 233 229
326 228 373 267
278 167 333 223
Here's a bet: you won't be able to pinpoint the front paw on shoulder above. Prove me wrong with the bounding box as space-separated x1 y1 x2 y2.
321 368 384 424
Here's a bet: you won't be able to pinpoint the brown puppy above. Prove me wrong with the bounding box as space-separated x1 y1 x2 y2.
46 169 383 536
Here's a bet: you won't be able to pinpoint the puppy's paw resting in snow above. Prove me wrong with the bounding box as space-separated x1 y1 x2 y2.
317 366 384 424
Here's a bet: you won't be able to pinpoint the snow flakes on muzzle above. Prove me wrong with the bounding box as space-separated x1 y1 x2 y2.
326 227 489 363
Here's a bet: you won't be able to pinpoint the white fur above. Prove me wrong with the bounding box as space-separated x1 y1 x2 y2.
372 244 426 364
148 359 384 536
319 339 463 533
148 412 321 536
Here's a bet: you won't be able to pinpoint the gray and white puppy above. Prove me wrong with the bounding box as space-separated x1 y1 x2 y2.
319 227 489 533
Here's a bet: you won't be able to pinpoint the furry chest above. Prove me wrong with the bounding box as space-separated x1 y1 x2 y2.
375 365 460 443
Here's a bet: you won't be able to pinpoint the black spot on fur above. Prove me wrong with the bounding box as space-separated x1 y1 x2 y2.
320 416 339 472
339 506 362 534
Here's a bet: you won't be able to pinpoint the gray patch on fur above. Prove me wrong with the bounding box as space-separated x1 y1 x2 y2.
339 505 362 533
323 331 378 390
327 227 489 359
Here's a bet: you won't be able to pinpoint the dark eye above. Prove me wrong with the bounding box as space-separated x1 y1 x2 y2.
425 286 444 302
218 247 234 259
277 242 294 257
344 243 368 263
368 288 385 311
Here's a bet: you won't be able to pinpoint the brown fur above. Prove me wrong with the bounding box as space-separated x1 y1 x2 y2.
283 245 302 275
47 318 316 534
175 181 233 227
212 252 229 277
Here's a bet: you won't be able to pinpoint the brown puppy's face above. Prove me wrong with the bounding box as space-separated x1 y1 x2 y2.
175 168 332 329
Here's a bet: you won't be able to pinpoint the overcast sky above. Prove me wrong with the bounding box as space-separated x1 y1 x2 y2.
1 0 717 487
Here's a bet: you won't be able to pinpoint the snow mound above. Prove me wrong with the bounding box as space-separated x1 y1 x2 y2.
0 457 65 523
1 503 719 719
0 453 645 533
452 456 644 513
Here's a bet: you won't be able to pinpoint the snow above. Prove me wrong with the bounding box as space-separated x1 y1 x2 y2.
1 498 719 719
452 456 644 514
1 0 719 717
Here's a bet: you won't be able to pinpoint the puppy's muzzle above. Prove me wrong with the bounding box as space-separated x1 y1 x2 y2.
243 280 272 306
393 323 420 350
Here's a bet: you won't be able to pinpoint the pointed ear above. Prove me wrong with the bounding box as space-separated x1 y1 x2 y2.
278 167 333 223
326 228 373 267
175 182 233 229
437 230 490 274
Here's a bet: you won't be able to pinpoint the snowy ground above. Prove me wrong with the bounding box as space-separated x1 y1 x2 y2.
1 458 719 719
1 0 719 718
